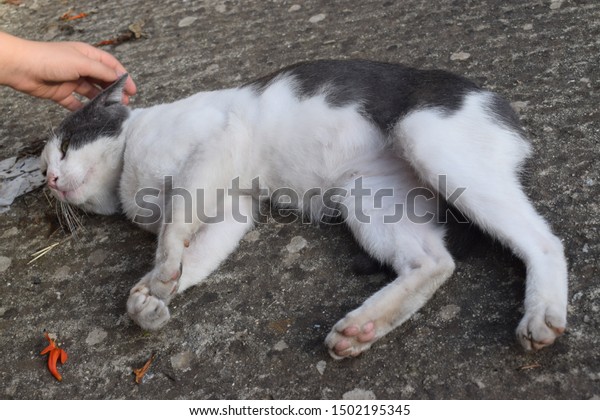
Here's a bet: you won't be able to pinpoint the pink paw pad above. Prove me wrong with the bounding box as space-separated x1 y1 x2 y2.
342 322 376 342
330 321 377 358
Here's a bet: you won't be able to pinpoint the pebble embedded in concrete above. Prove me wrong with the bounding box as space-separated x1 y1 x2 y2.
309 13 326 23
316 360 326 375
87 249 108 266
273 340 289 351
550 0 563 10
178 16 198 27
286 236 307 253
342 388 377 400
244 230 260 242
85 328 108 346
439 304 461 321
171 351 195 371
450 51 471 61
0 256 11 273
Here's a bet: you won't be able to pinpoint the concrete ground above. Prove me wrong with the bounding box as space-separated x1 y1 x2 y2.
0 0 598 399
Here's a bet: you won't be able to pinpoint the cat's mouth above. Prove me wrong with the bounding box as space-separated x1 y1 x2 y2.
47 170 92 205
49 183 84 203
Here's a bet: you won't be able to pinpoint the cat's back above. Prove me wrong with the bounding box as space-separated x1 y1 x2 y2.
246 59 482 131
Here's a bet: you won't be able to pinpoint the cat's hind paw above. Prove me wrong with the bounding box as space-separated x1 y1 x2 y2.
516 305 566 351
325 319 377 360
127 286 171 330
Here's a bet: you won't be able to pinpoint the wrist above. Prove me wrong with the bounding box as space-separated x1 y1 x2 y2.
0 32 30 88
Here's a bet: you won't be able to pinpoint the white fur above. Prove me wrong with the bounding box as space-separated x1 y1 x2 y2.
41 75 568 358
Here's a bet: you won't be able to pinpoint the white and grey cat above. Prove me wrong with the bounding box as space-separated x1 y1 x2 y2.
40 60 568 359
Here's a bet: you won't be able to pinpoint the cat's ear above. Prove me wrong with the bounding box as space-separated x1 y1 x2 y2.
95 73 130 106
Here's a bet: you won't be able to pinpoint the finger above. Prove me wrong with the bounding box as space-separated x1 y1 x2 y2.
122 74 137 97
83 73 137 100
73 43 137 95
74 79 102 100
86 77 134 105
57 93 84 112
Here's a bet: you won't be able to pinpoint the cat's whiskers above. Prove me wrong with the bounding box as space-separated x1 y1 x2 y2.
49 192 85 237
60 201 85 237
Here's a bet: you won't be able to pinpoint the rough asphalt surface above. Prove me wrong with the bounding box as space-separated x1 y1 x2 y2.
0 0 598 399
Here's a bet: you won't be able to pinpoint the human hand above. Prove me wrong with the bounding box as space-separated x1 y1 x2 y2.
0 32 136 111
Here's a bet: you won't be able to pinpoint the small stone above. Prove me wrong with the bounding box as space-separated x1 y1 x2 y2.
550 1 563 10
450 51 471 61
0 256 11 273
171 351 195 371
580 77 591 84
523 23 533 30
53 265 71 279
244 230 260 242
215 3 227 13
342 388 376 400
178 16 198 28
582 244 589 253
85 328 108 346
309 13 326 23
286 236 307 253
273 340 289 351
1 227 18 238
87 249 108 266
439 304 461 321
316 360 326 375
288 5 301 12
205 63 219 74
511 101 529 113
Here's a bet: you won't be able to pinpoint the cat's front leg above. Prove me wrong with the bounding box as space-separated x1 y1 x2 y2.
126 223 191 330
127 196 255 330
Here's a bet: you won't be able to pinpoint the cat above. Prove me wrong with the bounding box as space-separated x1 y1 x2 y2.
40 60 568 359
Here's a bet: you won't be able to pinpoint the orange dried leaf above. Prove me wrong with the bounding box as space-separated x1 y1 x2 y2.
60 11 88 21
133 353 156 384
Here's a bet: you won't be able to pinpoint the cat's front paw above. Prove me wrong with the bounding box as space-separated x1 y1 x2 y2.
516 303 566 351
136 262 182 302
325 316 378 360
127 286 171 330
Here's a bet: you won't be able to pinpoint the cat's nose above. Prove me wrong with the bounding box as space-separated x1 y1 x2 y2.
47 173 59 189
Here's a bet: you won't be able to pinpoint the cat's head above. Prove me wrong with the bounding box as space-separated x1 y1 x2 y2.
40 75 131 215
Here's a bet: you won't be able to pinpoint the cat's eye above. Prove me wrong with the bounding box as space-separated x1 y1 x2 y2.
60 138 70 157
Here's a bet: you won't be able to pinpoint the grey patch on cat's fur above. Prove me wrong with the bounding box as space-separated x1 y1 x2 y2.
56 75 130 151
246 59 481 131
485 93 526 135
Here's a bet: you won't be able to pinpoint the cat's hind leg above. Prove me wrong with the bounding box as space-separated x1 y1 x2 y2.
394 92 568 350
127 196 255 330
325 175 455 359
